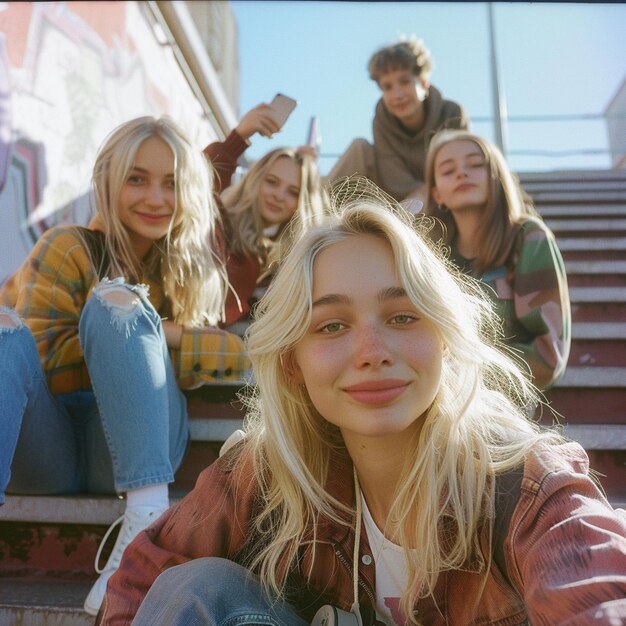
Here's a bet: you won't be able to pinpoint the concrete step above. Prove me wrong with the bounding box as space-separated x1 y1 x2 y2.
572 322 626 340
569 323 626 367
565 260 626 287
569 286 626 303
557 237 626 252
539 205 626 218
544 217 626 232
530 191 626 204
555 366 625 388
565 259 626 275
0 493 144 525
547 366 625 420
521 170 626 205
569 342 625 367
571 304 626 324
0 579 94 626
520 171 626 201
0 492 185 582
564 424 626 451
520 169 626 184
546 218 626 234
569 286 626 322
562 250 626 262
525 181 626 193
546 386 625 425
546 367 625 425
568 275 626 288
558 239 626 262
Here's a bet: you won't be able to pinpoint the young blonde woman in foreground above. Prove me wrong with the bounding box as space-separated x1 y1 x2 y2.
100 186 626 626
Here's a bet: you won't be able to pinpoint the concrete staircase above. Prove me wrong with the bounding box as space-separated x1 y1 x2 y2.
520 169 626 508
0 386 245 625
1 169 625 624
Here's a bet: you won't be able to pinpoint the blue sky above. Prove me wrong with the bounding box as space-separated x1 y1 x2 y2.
230 1 626 174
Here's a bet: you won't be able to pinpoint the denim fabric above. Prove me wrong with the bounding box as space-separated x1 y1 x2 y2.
133 558 308 626
0 307 78 503
0 278 189 501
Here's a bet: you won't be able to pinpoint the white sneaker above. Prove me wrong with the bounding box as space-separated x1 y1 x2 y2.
83 507 166 616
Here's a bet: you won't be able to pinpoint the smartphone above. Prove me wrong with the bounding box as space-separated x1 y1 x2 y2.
269 93 298 129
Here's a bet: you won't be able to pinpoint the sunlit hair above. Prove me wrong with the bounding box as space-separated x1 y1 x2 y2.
237 179 561 621
91 115 225 326
423 129 540 273
368 36 433 83
221 147 328 271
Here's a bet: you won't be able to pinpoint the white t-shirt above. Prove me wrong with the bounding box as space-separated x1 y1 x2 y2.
361 495 416 626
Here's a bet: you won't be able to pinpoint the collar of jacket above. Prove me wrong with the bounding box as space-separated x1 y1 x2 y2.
375 83 445 140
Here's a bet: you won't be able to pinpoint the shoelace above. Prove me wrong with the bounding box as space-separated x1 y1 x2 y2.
94 514 134 574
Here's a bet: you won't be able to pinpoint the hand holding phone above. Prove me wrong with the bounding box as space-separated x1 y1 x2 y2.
269 93 298 129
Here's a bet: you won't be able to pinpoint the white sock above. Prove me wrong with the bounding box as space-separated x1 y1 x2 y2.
125 483 169 512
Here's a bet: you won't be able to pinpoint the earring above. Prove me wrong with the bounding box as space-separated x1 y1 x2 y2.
437 204 448 213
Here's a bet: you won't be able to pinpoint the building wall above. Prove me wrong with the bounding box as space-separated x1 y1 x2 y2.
186 0 239 113
0 1 237 283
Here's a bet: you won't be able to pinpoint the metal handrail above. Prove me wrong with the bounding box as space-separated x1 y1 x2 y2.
471 113 626 123
316 111 624 162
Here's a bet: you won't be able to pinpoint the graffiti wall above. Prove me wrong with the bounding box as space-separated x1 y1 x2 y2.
0 1 220 283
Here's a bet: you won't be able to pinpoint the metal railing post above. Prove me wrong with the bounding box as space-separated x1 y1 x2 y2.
487 2 508 156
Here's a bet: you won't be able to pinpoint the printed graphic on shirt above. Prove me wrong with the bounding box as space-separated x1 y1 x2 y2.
383 596 405 626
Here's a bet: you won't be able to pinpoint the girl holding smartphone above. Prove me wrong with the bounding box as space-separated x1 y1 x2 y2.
204 102 328 329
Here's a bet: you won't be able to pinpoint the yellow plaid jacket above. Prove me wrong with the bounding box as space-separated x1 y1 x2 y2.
1 226 249 396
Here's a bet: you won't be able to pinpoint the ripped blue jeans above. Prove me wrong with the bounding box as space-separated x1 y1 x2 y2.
0 278 188 504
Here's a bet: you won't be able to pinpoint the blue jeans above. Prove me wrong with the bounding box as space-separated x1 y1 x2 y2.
133 558 308 626
0 279 189 503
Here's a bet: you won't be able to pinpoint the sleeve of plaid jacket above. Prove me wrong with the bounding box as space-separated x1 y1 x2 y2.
3 226 96 395
510 219 571 389
172 327 250 388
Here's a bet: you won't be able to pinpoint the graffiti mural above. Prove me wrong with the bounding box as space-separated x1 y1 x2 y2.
0 1 218 282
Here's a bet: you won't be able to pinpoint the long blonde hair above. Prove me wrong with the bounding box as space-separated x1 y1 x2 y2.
239 181 561 619
423 129 540 272
221 147 327 270
91 116 225 325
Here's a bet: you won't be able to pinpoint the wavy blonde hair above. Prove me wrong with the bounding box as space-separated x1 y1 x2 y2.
91 116 225 325
423 129 540 273
238 180 561 621
221 147 328 272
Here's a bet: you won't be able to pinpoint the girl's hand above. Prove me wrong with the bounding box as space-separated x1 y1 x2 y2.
236 104 281 141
